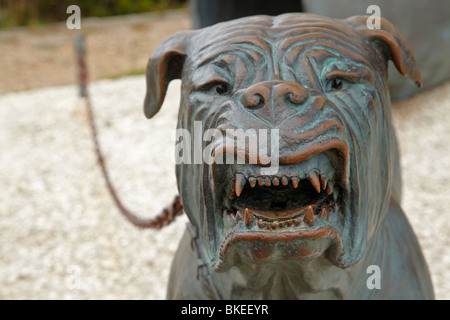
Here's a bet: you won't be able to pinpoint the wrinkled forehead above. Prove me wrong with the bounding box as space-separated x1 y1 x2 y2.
187 14 377 84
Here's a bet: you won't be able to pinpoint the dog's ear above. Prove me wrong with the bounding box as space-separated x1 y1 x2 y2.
144 30 196 118
345 16 422 88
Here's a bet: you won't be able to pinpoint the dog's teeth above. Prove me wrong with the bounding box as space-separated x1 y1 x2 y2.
286 219 292 226
308 171 321 193
236 210 243 221
257 176 264 186
281 176 289 186
258 219 265 228
320 175 327 190
326 184 332 196
333 188 339 201
249 177 256 188
291 177 300 188
235 173 246 197
279 221 285 228
293 218 301 226
272 177 280 186
326 181 338 201
244 208 252 226
304 206 314 226
271 221 278 229
319 207 329 220
264 176 271 187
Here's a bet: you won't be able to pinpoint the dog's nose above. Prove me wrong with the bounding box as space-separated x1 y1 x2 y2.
240 81 309 111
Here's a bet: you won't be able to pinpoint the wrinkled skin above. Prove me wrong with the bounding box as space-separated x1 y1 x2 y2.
144 14 434 299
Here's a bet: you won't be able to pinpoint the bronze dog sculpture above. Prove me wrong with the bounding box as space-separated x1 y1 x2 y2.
144 13 434 299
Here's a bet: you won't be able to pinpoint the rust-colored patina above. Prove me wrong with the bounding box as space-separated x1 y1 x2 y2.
144 13 434 299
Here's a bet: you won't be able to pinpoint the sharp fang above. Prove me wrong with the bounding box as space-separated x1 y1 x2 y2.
319 207 329 220
249 177 256 188
320 175 327 190
291 177 300 188
308 171 321 193
235 173 246 197
281 176 289 186
273 177 280 186
304 206 314 226
326 184 332 196
244 208 252 226
236 210 243 221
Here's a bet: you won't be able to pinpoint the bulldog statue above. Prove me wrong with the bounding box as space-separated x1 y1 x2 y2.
144 13 434 299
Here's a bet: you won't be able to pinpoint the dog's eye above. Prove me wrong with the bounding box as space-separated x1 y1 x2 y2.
215 83 230 95
330 78 344 91
197 81 231 96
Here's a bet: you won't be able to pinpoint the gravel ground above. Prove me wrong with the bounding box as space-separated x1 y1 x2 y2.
0 77 187 299
0 10 449 300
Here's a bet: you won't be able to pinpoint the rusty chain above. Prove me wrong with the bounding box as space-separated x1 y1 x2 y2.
74 35 184 230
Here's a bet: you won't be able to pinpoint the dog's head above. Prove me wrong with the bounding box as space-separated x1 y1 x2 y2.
144 14 421 272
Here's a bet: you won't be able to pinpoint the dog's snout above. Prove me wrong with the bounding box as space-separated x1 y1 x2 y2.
240 81 309 111
276 82 309 106
240 84 270 110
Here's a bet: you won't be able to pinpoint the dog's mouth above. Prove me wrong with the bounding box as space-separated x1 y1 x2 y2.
221 150 343 228
227 169 339 228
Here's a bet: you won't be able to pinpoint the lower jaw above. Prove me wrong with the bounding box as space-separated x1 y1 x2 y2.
210 217 344 272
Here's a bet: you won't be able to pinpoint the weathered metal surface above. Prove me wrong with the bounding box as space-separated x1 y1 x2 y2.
144 13 434 299
190 0 450 100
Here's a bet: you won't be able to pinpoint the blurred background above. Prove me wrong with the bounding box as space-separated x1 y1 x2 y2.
0 0 187 28
0 0 189 94
0 0 449 299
